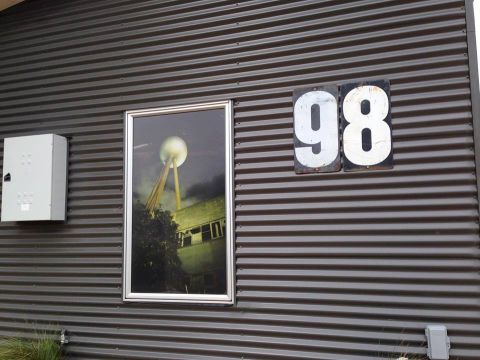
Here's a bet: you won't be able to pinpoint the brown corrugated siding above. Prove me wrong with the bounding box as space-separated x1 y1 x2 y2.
0 0 479 359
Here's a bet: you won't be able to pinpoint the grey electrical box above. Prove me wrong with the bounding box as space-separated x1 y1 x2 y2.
1 134 68 221
426 325 450 360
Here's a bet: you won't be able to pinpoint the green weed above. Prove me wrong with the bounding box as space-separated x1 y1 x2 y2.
0 333 62 360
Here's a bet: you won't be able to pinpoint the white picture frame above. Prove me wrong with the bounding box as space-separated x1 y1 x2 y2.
123 101 235 304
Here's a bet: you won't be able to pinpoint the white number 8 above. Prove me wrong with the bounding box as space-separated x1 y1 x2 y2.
343 85 391 166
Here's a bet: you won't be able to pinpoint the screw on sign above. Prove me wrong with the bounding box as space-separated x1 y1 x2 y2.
293 79 393 173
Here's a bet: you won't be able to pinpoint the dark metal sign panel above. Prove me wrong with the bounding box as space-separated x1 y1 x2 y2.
293 85 340 173
340 79 393 172
294 80 392 174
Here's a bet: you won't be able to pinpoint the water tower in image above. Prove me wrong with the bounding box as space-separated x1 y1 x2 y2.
145 136 187 213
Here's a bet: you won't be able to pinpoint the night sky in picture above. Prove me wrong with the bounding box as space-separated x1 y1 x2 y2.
132 108 226 212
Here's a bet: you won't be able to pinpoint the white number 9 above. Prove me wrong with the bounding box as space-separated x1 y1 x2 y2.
294 90 339 169
342 85 391 166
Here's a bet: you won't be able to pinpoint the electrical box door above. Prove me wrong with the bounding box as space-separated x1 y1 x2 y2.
1 134 68 221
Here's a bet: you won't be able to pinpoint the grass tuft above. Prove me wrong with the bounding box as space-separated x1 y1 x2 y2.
0 333 62 360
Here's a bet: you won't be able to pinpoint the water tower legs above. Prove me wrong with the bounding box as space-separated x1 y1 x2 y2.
146 157 172 213
173 158 181 210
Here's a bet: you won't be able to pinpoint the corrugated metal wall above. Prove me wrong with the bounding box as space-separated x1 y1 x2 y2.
0 0 479 359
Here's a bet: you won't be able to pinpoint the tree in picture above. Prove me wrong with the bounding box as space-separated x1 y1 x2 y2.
131 202 186 293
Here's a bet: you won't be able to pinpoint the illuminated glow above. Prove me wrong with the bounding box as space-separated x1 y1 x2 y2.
160 136 188 168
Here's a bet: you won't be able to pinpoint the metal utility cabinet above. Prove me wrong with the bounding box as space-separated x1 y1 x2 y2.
1 134 67 222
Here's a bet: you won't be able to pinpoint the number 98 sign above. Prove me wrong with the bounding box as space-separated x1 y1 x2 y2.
293 80 393 173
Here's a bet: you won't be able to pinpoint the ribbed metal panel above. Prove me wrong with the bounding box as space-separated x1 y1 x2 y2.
0 0 479 359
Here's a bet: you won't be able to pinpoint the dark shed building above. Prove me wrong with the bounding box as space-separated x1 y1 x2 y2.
0 0 480 359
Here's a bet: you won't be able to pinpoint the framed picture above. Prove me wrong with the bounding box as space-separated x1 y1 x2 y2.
123 101 234 304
